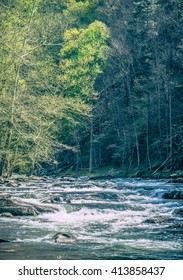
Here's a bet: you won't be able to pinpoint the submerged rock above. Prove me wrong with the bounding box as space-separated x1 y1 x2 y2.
0 238 10 243
169 223 183 229
174 208 183 215
78 176 89 181
163 190 183 199
168 178 183 184
52 232 76 243
144 216 173 224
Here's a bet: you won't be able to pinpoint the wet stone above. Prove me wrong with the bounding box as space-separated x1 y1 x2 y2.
0 212 14 217
0 195 56 216
0 193 11 198
144 216 174 224
0 238 10 243
174 208 183 215
52 232 76 243
163 190 183 199
168 223 183 229
168 178 183 184
41 196 64 204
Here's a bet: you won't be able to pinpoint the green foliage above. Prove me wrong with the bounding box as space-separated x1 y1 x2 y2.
64 0 99 26
0 0 105 176
59 20 109 100
1 0 182 176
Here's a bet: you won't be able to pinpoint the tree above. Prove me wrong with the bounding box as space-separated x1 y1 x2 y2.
58 20 109 171
92 0 183 174
0 0 86 175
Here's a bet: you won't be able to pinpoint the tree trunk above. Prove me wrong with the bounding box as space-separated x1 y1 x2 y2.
89 116 93 173
169 85 173 170
146 91 152 170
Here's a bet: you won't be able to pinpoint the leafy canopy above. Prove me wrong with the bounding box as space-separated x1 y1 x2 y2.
59 20 109 100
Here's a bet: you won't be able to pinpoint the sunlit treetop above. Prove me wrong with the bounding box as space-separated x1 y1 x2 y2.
59 20 109 100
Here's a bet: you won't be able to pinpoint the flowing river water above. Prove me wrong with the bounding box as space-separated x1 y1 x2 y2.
0 177 183 260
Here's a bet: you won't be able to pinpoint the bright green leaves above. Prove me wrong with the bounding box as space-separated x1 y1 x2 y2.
0 0 110 175
59 20 109 100
64 0 99 26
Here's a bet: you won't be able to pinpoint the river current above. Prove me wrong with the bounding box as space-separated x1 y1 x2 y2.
0 177 183 260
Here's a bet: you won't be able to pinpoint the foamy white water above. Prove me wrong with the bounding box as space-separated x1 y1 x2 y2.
0 177 183 260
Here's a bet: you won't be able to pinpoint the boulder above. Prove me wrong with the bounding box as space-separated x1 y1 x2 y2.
41 196 71 204
65 198 71 204
31 204 57 213
163 190 183 199
41 196 63 204
0 195 56 216
52 232 76 243
0 205 38 216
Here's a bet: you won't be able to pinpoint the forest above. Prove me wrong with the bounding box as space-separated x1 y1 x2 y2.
0 0 183 178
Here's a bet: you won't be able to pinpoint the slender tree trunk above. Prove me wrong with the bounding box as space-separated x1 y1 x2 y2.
133 112 140 167
75 131 82 171
126 74 140 167
89 116 93 173
157 83 162 137
0 155 6 176
0 122 12 176
146 91 152 170
169 86 173 170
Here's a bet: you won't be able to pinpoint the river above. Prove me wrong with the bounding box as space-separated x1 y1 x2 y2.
0 177 183 260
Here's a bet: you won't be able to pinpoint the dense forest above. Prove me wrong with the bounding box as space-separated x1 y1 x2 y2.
0 0 183 177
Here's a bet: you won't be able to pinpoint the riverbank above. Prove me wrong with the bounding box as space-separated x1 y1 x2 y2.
0 167 183 185
66 167 183 180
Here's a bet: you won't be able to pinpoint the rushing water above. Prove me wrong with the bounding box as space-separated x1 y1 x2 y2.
0 177 183 260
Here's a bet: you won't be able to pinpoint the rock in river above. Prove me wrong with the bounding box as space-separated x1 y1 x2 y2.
52 232 76 243
168 178 183 184
162 190 183 199
0 212 14 217
0 194 56 216
168 223 183 229
41 196 64 204
144 215 173 224
174 208 183 215
0 238 10 243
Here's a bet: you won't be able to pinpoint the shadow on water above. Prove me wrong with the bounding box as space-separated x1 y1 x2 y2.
1 240 183 260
